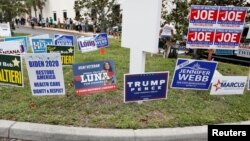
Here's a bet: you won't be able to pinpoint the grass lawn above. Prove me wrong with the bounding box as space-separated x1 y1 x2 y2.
13 33 30 37
0 38 250 129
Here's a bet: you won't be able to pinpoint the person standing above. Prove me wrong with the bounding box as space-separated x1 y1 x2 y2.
81 18 85 32
160 21 174 58
41 18 46 27
69 18 73 30
46 17 49 27
66 18 70 29
49 17 53 27
93 18 97 34
85 18 89 32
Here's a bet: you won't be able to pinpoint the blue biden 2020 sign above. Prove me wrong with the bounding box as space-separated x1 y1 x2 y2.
124 72 169 103
171 59 218 90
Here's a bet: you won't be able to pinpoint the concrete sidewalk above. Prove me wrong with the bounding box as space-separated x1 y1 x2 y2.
1 120 250 141
22 25 115 38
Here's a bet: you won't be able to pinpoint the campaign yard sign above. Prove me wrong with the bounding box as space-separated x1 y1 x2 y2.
94 33 109 48
47 45 74 66
0 54 23 87
186 28 215 49
189 5 219 28
25 53 65 96
217 7 247 30
210 76 247 95
73 60 117 95
0 41 24 54
124 72 169 103
215 49 234 55
29 34 50 47
213 29 242 49
31 38 53 53
5 36 28 52
0 23 11 37
248 78 250 91
78 33 109 53
237 44 250 58
171 59 218 90
54 34 74 46
187 5 247 49
78 36 97 52
248 70 250 91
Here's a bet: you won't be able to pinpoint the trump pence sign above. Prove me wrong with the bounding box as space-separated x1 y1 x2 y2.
124 72 169 103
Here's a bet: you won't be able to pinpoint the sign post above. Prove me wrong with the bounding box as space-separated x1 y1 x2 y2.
122 0 162 74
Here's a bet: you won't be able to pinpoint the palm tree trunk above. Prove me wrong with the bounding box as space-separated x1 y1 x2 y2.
34 10 37 18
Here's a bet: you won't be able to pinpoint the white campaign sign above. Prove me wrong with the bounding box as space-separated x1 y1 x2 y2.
0 41 23 54
210 76 247 95
25 53 65 96
29 34 50 47
122 0 162 73
237 44 250 58
0 23 11 37
77 36 98 53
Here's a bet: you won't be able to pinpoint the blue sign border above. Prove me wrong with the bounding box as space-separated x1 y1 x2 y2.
5 36 28 52
124 72 169 103
171 58 218 90
54 34 74 46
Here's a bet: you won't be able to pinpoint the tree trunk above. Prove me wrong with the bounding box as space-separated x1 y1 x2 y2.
40 8 43 18
34 10 37 18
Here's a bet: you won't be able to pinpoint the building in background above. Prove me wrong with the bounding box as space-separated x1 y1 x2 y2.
29 0 123 24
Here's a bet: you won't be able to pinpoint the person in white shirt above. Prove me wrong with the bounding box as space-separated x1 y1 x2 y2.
159 21 174 58
160 21 173 42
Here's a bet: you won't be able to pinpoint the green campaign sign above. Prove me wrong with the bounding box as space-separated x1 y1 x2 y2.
0 54 23 87
47 45 74 66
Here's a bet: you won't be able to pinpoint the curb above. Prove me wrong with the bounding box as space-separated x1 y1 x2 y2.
1 120 250 141
0 120 15 138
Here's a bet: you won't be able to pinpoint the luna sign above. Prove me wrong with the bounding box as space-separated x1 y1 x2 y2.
171 59 218 90
73 60 117 95
124 72 169 103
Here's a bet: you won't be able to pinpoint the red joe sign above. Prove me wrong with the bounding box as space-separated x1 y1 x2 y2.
187 5 247 49
190 6 218 26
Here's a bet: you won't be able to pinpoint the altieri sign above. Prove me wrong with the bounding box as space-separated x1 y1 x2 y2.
187 5 248 49
210 76 247 95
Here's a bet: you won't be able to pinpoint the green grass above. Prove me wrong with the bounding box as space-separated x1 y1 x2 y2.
0 39 250 129
13 33 30 37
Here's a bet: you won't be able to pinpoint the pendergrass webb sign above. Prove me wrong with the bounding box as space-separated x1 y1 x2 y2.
124 72 169 103
54 34 74 46
73 60 117 95
47 45 74 65
0 54 23 87
25 53 65 96
171 59 218 90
